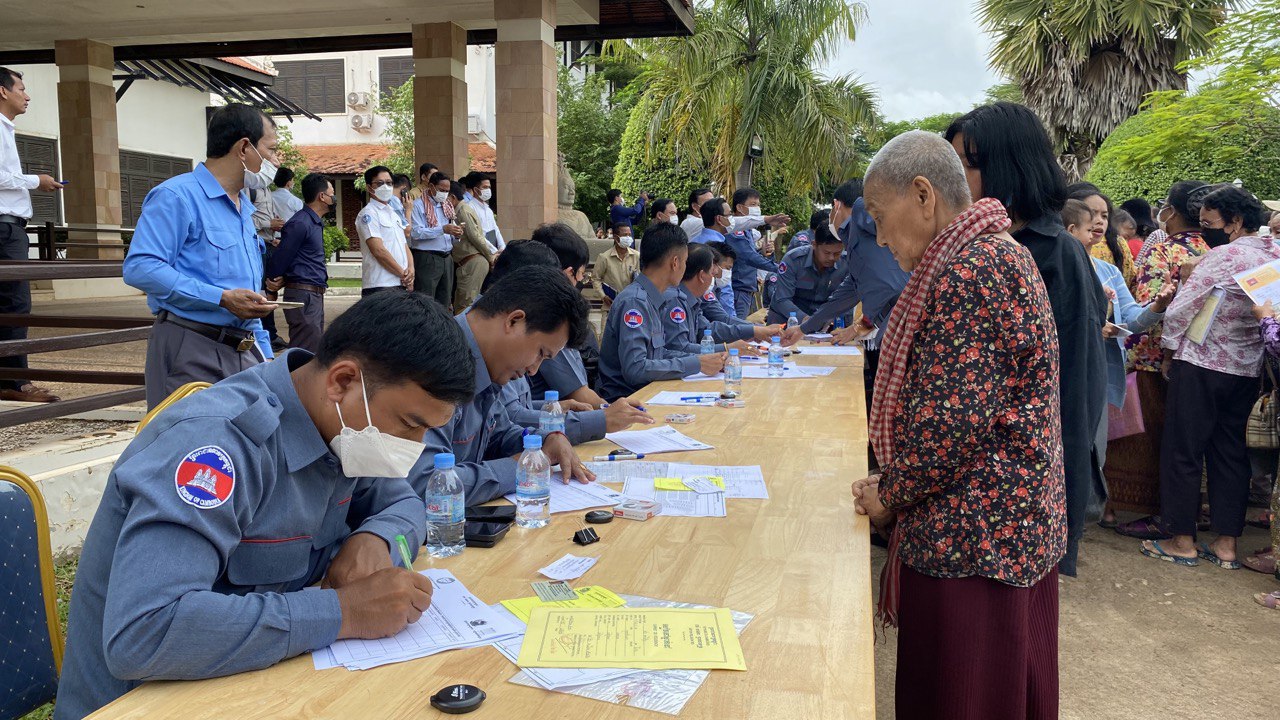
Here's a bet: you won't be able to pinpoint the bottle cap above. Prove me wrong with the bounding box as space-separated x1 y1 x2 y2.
771 336 781 343
523 434 543 449
729 349 739 356
544 390 559 402
789 311 797 317
703 329 712 336
434 453 456 469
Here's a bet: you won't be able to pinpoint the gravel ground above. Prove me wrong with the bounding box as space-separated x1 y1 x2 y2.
0 418 134 454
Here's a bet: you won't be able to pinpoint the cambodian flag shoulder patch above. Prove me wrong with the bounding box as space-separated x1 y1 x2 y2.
175 446 236 509
623 309 644 328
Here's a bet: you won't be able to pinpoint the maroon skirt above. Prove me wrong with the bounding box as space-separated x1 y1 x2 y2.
895 564 1059 720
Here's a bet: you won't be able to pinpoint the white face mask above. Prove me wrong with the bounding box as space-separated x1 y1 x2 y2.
480 188 493 202
373 184 395 203
715 270 732 288
618 236 634 249
434 191 449 204
667 214 679 226
328 377 425 479
829 222 841 238
747 206 762 218
242 144 275 191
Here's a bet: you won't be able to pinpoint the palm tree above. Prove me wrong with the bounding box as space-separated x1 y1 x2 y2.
979 0 1238 180
605 0 878 197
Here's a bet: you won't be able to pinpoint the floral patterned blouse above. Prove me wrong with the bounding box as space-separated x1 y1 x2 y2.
1261 316 1280 359
1091 237 1136 287
1162 235 1280 377
1126 231 1210 372
878 235 1065 587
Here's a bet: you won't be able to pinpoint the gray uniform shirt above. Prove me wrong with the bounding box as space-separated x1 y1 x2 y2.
413 314 526 505
499 376 607 445
766 244 845 325
698 287 756 342
597 274 701 401
661 283 750 354
55 350 426 720
528 347 589 402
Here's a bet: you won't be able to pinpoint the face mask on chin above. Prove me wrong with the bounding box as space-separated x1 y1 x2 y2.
328 375 425 479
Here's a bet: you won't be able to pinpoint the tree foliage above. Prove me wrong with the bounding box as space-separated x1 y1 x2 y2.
605 0 879 199
271 124 309 199
558 68 635 225
379 78 417 182
1102 0 1280 174
979 0 1237 180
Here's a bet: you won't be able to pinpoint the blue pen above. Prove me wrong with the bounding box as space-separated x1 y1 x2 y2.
593 453 646 461
679 395 715 403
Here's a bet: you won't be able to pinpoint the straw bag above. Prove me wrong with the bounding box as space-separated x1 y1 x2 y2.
1246 363 1280 450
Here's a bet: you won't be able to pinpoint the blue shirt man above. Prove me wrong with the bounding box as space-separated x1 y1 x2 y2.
608 189 647 230
123 105 283 409
801 197 910 345
695 226 724 245
725 228 778 318
53 346 439 720
766 241 845 325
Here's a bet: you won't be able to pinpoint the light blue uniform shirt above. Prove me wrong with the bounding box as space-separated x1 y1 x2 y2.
766 244 845 325
413 314 527 505
122 163 273 358
54 350 425 720
662 283 752 354
694 226 724 245
1093 258 1162 407
499 375 607 445
597 274 701 401
410 196 453 253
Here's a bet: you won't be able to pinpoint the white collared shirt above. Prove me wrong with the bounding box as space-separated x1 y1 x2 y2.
464 193 504 252
271 187 303 223
356 198 410 290
0 114 39 219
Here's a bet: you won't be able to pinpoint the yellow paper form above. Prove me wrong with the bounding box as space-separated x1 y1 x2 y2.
516 607 747 671
654 476 724 491
500 586 625 623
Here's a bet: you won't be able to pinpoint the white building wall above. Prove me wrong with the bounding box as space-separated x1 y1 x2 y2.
255 47 497 146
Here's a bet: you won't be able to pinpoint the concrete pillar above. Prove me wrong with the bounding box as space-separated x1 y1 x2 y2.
54 39 123 260
496 0 558 241
413 23 469 179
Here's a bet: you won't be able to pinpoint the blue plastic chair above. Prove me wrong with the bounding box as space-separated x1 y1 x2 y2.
0 467 63 720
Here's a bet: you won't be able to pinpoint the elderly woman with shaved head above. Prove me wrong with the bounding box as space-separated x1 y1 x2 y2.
851 131 1065 720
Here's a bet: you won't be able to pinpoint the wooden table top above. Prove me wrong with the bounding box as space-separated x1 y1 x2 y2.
88 346 874 720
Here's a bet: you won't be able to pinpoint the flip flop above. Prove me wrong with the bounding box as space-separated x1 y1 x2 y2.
1196 542 1240 570
1116 516 1171 540
1253 590 1280 610
1140 540 1199 567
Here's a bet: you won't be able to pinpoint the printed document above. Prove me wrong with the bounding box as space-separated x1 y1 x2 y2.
606 426 714 454
504 476 624 514
516 607 747 671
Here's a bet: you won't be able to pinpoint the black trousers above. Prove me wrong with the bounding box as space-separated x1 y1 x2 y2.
412 249 453 310
1160 360 1258 537
0 222 30 390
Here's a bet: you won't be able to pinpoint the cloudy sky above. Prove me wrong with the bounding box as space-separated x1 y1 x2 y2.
821 0 1003 121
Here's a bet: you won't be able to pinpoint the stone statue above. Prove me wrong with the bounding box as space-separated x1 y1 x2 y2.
556 151 596 244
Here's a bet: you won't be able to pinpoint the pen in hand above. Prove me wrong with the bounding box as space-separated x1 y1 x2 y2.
394 534 415 571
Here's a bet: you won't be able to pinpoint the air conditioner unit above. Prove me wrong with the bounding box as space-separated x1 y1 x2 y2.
467 114 484 135
350 113 375 132
347 91 371 110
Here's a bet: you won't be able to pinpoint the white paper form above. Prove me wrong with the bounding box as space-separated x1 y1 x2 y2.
504 477 624 514
584 460 671 485
538 554 598 581
676 464 768 500
642 390 721 407
805 332 834 341
605 426 714 455
622 476 727 517
797 366 837 376
682 363 817 381
318 569 521 671
794 345 861 356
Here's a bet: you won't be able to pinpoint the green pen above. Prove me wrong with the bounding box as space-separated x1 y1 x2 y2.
394 534 415 571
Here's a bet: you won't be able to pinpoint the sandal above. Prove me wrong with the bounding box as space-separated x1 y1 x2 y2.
1116 516 1171 540
1196 542 1240 570
1246 510 1272 530
1253 590 1280 610
1140 540 1199 567
1242 549 1277 575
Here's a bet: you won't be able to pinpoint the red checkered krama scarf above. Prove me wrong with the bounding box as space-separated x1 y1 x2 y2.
423 190 456 227
870 196 1011 628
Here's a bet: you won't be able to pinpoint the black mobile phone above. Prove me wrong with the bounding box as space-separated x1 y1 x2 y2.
465 505 516 523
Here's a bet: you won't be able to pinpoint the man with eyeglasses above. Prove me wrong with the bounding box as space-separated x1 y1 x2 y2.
357 166 413 297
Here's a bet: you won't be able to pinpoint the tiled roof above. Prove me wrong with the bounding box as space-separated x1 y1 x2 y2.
295 143 497 175
218 57 272 76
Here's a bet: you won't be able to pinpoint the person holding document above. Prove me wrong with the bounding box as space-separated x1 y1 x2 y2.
1141 185 1280 570
55 292 477 720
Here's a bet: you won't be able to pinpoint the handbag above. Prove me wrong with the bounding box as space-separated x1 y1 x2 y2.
1107 372 1145 441
1246 362 1280 450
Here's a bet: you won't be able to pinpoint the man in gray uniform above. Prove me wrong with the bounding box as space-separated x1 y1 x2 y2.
662 244 762 355
766 225 846 326
54 292 476 720
414 266 596 505
597 223 727 402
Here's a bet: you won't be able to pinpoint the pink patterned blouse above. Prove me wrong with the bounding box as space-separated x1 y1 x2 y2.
1162 235 1280 377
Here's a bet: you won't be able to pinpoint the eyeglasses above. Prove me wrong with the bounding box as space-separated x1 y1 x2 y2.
369 180 394 188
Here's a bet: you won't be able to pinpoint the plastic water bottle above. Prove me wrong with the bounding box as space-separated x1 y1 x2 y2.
700 329 716 354
786 312 800 331
724 349 742 397
423 453 465 558
539 390 565 435
515 435 551 528
768 335 785 377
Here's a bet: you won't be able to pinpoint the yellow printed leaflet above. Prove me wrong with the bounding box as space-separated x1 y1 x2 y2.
500 586 625 623
654 476 724 491
516 607 747 671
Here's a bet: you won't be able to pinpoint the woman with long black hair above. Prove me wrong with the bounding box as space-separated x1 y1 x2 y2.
1069 182 1136 287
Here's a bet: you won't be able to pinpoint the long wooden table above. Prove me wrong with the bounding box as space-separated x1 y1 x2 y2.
88 348 874 719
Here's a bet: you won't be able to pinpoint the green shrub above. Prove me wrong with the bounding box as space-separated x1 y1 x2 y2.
1088 104 1280 201
323 224 350 260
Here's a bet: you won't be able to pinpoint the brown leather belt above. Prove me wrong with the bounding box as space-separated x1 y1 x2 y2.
284 282 326 295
